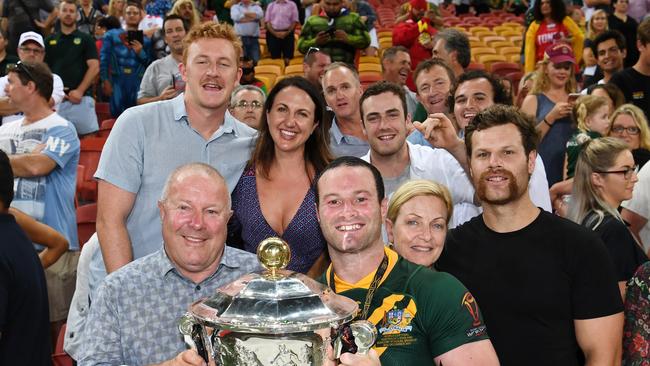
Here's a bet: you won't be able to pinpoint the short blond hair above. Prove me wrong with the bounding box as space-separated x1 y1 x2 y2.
387 180 453 225
182 22 242 65
610 104 650 150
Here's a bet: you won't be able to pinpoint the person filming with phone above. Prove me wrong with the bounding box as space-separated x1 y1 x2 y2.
298 0 370 65
100 1 151 117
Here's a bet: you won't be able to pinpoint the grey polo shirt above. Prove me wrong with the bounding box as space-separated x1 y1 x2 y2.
137 54 180 99
94 94 257 261
328 117 370 158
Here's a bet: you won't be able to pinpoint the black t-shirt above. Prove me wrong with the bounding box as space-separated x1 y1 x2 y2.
608 15 640 68
0 213 51 365
436 210 623 366
582 212 648 282
610 68 650 120
0 54 19 78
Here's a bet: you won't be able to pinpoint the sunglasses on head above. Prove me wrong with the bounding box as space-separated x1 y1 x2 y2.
7 61 35 81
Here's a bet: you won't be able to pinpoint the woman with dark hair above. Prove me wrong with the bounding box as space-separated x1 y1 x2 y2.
524 0 584 73
588 83 626 113
229 76 333 277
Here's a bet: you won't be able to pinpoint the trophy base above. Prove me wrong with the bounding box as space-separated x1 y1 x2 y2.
217 332 325 366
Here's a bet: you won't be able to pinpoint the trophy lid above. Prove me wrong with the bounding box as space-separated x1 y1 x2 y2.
187 238 358 334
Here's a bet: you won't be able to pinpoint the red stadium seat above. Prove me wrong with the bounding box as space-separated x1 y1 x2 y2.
96 118 116 138
490 62 522 78
95 102 111 123
51 324 73 366
78 137 107 202
77 203 97 248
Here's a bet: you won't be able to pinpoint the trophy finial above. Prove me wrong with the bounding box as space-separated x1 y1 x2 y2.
257 237 291 277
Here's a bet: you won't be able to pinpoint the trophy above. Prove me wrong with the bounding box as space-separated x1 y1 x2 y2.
179 237 378 365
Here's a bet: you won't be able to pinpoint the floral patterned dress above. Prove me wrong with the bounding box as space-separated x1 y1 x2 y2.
623 262 650 365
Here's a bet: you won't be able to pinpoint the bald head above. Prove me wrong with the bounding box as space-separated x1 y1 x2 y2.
160 163 230 209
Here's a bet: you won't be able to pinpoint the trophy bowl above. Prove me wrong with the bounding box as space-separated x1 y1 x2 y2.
179 237 377 365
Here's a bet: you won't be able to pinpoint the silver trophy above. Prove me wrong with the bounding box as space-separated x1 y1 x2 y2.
179 237 377 365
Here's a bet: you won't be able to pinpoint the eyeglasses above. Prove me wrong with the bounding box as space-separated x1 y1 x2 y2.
235 100 263 109
595 165 639 179
18 46 44 55
610 126 640 135
304 47 320 61
7 61 35 81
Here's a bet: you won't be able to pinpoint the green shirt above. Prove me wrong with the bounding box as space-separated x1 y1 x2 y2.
298 12 371 64
44 30 98 94
565 130 602 179
320 250 489 365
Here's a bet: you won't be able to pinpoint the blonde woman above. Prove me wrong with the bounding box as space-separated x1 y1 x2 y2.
608 104 650 169
521 42 578 186
107 0 126 20
583 9 608 69
169 0 202 29
567 137 647 297
564 95 610 179
386 180 453 268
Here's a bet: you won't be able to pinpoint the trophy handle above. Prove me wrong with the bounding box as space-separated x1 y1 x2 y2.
178 313 210 362
349 320 378 355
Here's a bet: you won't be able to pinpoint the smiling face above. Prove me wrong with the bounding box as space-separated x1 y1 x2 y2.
596 38 625 74
159 172 232 282
323 66 363 121
592 149 638 208
304 52 332 86
386 195 448 267
469 123 535 206
266 86 318 154
590 12 607 33
545 61 572 88
382 51 411 86
362 91 409 158
317 166 386 256
453 78 494 131
610 113 641 149
180 38 242 113
415 65 452 114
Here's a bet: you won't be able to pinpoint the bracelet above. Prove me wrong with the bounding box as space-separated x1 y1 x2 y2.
543 118 552 127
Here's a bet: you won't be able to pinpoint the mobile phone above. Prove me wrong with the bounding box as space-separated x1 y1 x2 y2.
568 93 581 103
127 30 144 44
172 73 185 92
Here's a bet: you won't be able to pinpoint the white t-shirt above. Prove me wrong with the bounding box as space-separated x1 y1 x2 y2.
622 162 650 251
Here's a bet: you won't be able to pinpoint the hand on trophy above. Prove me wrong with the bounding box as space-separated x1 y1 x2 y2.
159 349 215 366
339 349 381 366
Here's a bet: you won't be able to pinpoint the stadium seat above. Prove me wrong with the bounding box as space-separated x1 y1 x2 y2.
505 71 524 95
471 47 497 61
52 323 73 366
258 58 285 72
467 62 486 71
255 74 276 90
284 64 303 76
75 164 85 208
477 54 508 71
490 62 522 77
359 63 382 73
498 46 521 56
359 56 381 64
254 64 282 76
95 102 111 122
469 26 491 34
78 137 107 202
96 118 116 138
77 203 97 249
288 57 303 65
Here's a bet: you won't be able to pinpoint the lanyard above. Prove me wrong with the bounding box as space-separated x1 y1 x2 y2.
330 253 389 321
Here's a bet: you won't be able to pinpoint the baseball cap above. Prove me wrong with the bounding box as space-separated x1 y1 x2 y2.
410 0 428 11
18 31 45 48
544 43 575 64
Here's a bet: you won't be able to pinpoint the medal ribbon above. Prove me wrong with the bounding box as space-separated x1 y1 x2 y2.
330 253 389 321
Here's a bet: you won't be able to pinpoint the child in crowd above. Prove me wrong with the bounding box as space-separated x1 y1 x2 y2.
564 94 610 179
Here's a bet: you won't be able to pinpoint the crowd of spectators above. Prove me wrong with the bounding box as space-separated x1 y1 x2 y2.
1 0 650 365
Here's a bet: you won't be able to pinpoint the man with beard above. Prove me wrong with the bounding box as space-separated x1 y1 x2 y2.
413 70 552 212
358 81 477 227
380 46 417 116
314 156 499 366
44 0 99 136
137 15 188 105
392 0 439 90
297 0 370 65
436 105 624 365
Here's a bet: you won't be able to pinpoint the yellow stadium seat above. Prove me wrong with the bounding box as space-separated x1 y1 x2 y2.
500 29 523 37
469 26 491 34
254 65 282 76
507 54 521 63
475 31 498 39
491 41 514 49
257 58 285 72
509 35 523 47
358 63 382 73
359 56 381 64
377 31 392 39
492 25 511 34
470 40 487 48
477 54 507 71
284 64 304 76
471 47 497 62
379 38 393 49
289 57 303 65
498 46 521 56
256 74 276 90
503 22 523 28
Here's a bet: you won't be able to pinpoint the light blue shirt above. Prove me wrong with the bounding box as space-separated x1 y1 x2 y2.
90 94 256 289
79 246 261 366
0 113 80 250
231 2 264 37
328 118 370 158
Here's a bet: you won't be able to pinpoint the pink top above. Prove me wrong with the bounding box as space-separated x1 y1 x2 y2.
264 0 299 30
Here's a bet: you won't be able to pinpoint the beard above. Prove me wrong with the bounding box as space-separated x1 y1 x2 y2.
476 168 527 205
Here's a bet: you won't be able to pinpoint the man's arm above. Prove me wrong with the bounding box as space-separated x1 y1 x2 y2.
8 153 57 177
341 15 371 50
9 207 67 269
67 59 99 104
620 208 647 248
575 313 623 366
434 339 500 366
96 180 136 274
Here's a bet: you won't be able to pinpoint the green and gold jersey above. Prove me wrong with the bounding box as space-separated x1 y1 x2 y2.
321 247 489 365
